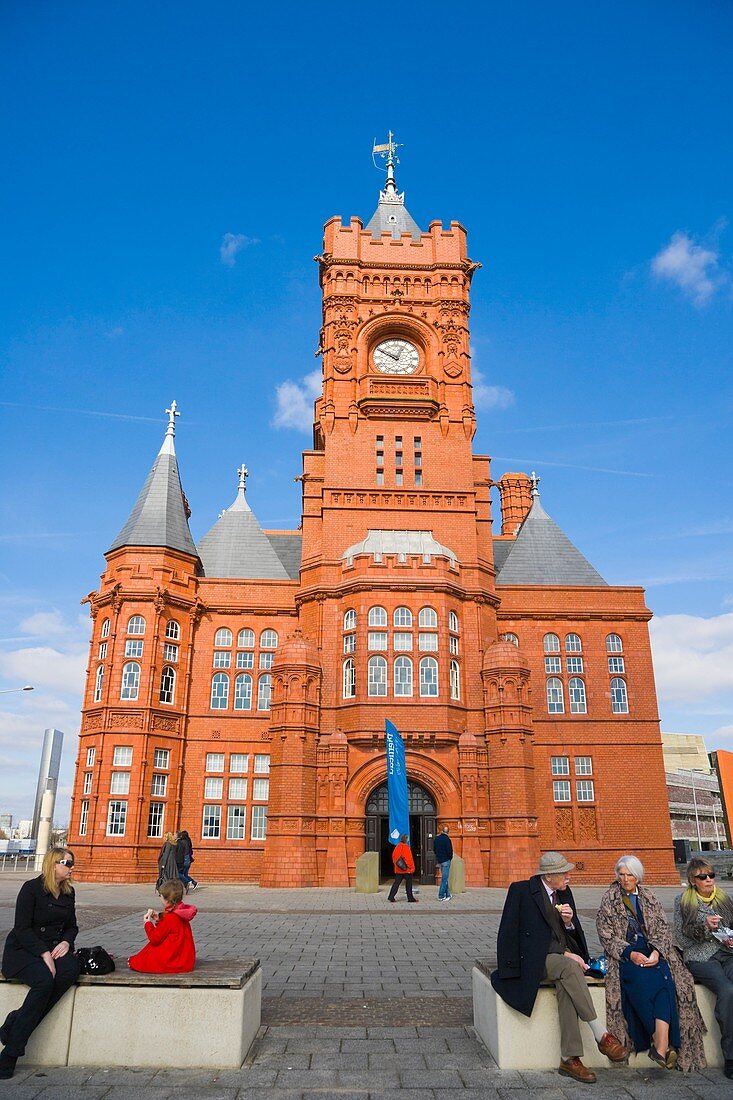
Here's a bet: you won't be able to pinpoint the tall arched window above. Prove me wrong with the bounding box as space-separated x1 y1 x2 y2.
94 664 104 703
257 674 272 710
418 606 438 628
546 677 564 714
238 628 255 648
121 662 141 700
343 609 357 631
450 660 460 700
368 656 387 696
611 678 629 714
501 632 519 646
394 607 412 628
101 618 111 639
127 615 146 635
210 672 229 710
565 633 582 653
543 633 560 653
159 666 176 704
343 658 356 699
569 677 587 714
394 656 413 697
606 633 623 653
165 620 180 640
214 627 232 648
448 610 459 634
260 630 278 649
368 606 387 627
419 656 438 697
234 673 253 710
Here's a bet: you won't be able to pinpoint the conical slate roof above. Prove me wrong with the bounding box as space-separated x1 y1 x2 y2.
366 194 422 240
495 495 606 586
197 471 290 580
108 405 197 557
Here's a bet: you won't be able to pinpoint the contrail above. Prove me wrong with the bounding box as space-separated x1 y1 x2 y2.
492 455 656 478
0 402 163 423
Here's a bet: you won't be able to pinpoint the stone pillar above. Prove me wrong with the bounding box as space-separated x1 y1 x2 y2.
322 731 350 886
457 730 487 885
482 639 540 885
260 630 322 888
497 473 532 535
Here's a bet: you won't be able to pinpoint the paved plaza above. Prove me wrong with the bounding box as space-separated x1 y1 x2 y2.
0 874 720 1097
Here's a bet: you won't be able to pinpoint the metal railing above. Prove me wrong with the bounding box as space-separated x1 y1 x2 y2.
0 853 35 872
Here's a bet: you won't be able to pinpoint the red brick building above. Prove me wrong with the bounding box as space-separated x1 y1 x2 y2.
68 143 677 885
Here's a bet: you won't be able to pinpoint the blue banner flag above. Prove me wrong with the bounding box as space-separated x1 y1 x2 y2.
385 719 410 846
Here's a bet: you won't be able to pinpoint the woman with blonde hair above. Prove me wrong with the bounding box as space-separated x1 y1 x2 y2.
0 848 80 1080
156 830 179 892
674 857 733 1079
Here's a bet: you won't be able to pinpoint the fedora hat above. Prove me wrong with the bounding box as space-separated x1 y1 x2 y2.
539 851 575 875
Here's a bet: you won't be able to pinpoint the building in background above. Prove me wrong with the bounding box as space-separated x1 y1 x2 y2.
663 733 728 862
31 728 64 840
0 814 12 836
67 141 677 886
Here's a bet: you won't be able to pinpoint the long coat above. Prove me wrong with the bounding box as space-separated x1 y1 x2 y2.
2 875 79 977
491 875 589 1017
596 881 706 1072
156 841 179 891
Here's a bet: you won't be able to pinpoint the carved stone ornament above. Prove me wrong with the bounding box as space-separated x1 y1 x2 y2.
152 714 179 732
443 360 463 378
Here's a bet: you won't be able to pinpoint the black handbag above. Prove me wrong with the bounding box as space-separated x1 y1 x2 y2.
75 946 116 975
396 857 408 871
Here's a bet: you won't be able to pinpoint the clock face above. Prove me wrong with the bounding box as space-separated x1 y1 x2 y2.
373 338 420 375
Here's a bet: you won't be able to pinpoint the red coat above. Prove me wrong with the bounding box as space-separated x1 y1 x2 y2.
392 842 415 874
128 901 197 973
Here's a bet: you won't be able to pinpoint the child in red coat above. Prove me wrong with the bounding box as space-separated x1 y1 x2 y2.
128 879 197 973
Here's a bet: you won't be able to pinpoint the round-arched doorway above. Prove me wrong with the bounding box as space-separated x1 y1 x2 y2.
365 780 437 883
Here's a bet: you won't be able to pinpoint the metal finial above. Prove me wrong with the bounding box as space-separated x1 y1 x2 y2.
237 464 248 492
373 130 403 196
529 471 541 498
165 400 180 437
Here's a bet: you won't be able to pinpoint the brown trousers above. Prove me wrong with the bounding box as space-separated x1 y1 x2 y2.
543 953 597 1060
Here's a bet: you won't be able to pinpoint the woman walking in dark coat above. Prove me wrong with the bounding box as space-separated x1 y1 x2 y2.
175 829 198 891
156 831 179 892
0 848 81 1080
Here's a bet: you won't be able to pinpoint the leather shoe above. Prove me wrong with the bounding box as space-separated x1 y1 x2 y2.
0 1011 17 1048
559 1057 597 1083
0 1052 17 1080
597 1031 629 1062
724 1058 733 1079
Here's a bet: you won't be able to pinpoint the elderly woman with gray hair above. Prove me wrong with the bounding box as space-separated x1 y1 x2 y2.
596 855 705 1073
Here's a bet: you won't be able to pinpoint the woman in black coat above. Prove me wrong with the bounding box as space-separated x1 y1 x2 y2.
0 848 81 1080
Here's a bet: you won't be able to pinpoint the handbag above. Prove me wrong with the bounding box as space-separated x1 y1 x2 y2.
585 954 608 978
396 856 408 871
75 946 116 975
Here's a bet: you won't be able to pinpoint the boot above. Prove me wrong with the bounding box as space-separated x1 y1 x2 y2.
0 1051 17 1080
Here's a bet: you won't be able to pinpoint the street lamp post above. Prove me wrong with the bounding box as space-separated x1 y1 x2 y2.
0 686 34 695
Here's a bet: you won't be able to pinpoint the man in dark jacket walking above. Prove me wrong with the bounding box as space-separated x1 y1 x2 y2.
433 825 453 901
491 851 628 1084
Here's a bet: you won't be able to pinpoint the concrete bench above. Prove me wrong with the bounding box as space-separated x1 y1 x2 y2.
1 958 261 1069
472 959 723 1070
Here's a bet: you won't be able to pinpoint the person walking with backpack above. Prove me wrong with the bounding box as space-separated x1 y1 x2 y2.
175 829 198 891
387 835 418 903
434 824 453 901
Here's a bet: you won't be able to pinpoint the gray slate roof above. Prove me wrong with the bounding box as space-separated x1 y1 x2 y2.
343 529 458 568
197 486 290 580
266 533 302 580
108 439 198 557
492 540 513 575
495 496 606 586
366 197 422 240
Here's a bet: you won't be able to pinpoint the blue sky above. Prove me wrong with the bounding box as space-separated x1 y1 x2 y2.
1 1 731 823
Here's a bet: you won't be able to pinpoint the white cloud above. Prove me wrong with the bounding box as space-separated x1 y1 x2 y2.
651 231 724 306
650 612 733 705
220 232 259 266
472 367 514 412
19 610 67 636
272 370 322 432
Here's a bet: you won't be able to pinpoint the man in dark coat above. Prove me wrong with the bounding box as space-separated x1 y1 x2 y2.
433 825 453 901
491 851 628 1084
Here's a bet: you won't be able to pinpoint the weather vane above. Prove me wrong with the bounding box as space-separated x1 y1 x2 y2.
372 131 404 200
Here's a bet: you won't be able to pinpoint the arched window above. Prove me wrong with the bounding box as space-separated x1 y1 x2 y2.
368 656 387 696
234 674 253 710
394 656 413 697
94 664 104 703
419 656 438 697
237 628 255 648
368 606 387 628
343 658 356 699
159 666 176 704
501 632 519 646
611 678 629 714
127 615 146 636
121 662 141 700
543 633 560 653
165 620 180 640
343 609 357 631
214 627 232 648
101 618 111 639
394 607 412 628
210 672 229 710
606 633 623 653
546 677 564 714
449 610 459 634
419 606 438 628
569 677 587 714
257 674 272 710
260 630 278 649
565 633 582 653
450 660 460 700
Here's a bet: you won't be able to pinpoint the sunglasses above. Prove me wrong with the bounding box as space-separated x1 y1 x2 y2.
694 872 715 881
57 858 75 868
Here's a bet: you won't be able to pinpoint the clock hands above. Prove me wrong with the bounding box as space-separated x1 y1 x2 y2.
382 347 401 361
